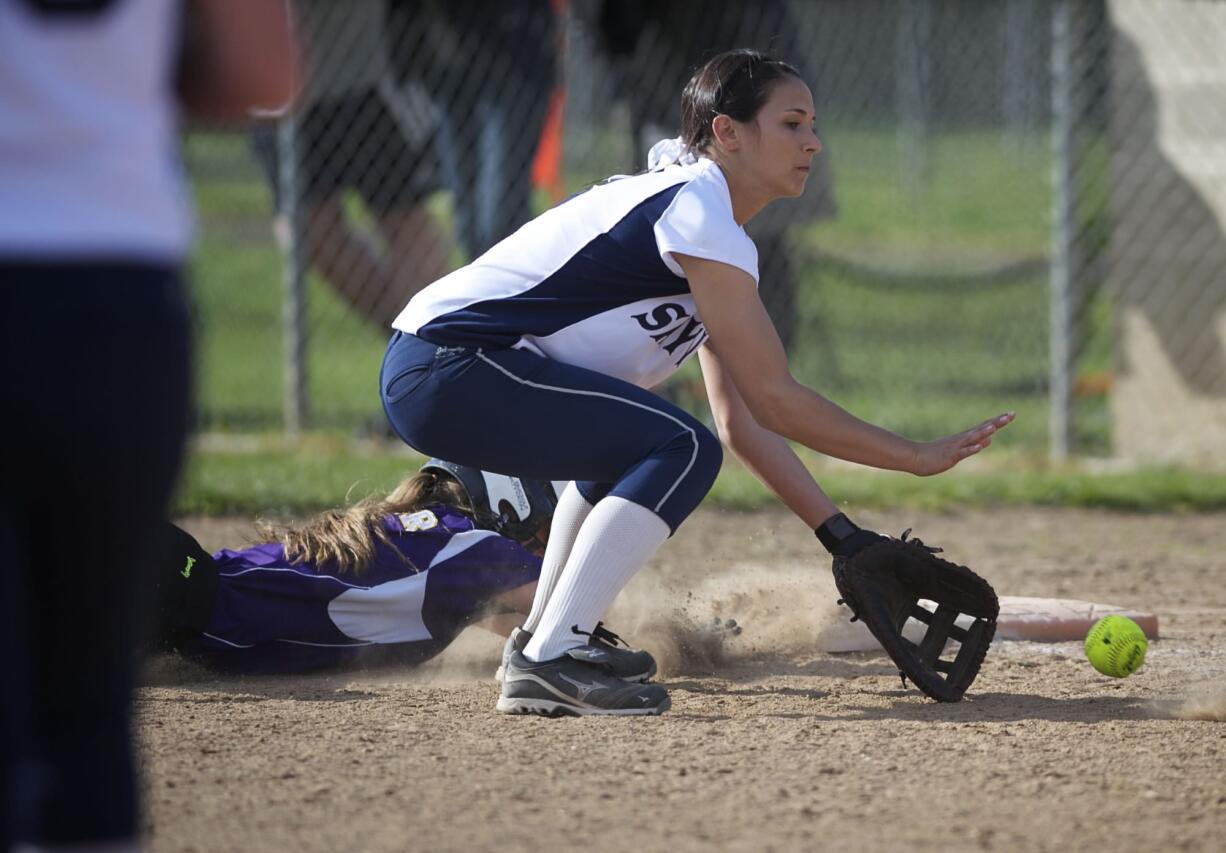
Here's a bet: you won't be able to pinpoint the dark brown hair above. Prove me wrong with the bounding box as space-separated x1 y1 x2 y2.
680 49 803 156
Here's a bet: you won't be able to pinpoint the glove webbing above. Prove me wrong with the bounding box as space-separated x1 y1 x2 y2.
903 602 995 691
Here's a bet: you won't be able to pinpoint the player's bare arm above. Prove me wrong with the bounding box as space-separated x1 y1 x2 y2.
178 0 299 121
698 343 840 528
679 252 1014 476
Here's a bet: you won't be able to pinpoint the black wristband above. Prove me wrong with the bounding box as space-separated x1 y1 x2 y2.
815 512 860 553
816 513 886 558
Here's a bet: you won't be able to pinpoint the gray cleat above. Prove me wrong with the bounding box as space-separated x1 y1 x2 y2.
496 646 670 717
496 624 657 684
494 626 531 683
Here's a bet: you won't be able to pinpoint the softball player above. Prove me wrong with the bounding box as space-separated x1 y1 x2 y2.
380 49 1013 717
0 1 295 848
153 463 651 676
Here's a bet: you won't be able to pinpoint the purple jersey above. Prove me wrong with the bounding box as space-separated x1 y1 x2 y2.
195 505 539 672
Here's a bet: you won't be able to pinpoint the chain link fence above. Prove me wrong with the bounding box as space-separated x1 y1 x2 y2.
185 0 1226 464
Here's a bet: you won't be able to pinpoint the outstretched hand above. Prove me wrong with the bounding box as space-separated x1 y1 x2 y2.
910 412 1015 476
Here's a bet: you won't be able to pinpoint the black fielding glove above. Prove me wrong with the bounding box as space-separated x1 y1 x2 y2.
815 512 886 558
823 523 1001 703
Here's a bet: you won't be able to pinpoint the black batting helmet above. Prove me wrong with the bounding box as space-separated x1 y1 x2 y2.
420 459 561 554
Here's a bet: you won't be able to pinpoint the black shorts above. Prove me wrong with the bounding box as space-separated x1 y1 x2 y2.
252 88 441 215
1 261 192 844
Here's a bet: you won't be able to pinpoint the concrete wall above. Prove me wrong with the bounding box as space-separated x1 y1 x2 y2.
1109 0 1226 465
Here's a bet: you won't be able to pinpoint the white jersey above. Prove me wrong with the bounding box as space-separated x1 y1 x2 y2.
0 0 192 261
393 158 758 389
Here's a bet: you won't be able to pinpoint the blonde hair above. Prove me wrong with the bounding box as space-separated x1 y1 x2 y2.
257 471 470 576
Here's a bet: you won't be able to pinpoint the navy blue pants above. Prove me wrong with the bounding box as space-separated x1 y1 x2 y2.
0 263 191 847
380 332 722 534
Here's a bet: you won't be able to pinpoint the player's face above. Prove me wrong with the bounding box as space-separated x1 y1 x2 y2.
742 76 822 199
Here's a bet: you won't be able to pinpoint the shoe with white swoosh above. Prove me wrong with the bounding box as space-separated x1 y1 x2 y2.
495 646 670 717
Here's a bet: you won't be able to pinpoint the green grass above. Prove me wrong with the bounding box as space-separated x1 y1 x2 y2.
179 445 417 517
189 223 390 430
177 445 1226 518
811 126 1051 259
787 258 1051 448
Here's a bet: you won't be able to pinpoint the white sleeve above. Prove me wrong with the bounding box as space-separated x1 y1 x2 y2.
653 173 759 283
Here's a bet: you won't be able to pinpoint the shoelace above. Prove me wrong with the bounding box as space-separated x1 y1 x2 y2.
899 528 943 554
590 622 628 648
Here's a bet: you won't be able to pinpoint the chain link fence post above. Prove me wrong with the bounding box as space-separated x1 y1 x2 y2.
277 115 309 437
1049 0 1076 462
897 0 932 199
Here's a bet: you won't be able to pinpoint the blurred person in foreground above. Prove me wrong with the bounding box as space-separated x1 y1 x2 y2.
150 463 653 680
254 0 454 328
0 1 295 850
381 49 1013 717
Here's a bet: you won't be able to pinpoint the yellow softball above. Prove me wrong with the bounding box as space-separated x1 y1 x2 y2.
1084 615 1148 678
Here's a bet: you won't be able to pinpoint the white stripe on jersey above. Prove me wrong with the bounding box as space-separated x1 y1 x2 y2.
426 529 500 570
200 632 255 649
274 638 375 648
393 158 758 389
327 572 433 644
220 564 366 589
325 527 497 644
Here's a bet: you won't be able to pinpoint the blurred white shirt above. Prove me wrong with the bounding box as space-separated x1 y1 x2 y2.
0 0 193 262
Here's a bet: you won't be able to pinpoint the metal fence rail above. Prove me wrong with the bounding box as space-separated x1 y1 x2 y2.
184 0 1226 464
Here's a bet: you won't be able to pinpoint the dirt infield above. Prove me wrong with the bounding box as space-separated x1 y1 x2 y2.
140 507 1226 852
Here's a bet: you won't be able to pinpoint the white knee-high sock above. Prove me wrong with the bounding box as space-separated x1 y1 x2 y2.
522 482 592 634
524 496 670 663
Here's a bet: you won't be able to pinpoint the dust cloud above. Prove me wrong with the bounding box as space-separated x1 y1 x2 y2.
1159 690 1226 722
607 562 848 676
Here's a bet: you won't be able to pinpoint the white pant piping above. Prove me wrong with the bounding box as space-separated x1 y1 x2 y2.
473 350 699 515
